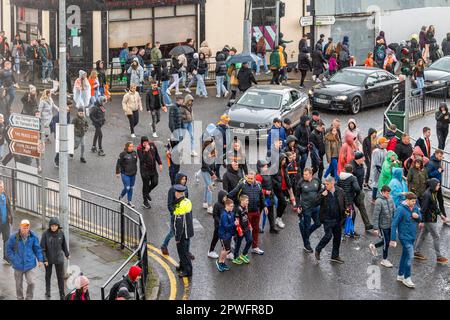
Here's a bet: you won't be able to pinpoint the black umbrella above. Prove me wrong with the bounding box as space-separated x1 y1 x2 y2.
169 45 195 57
226 53 259 65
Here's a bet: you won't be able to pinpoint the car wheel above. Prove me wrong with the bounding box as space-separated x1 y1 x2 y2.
350 97 362 114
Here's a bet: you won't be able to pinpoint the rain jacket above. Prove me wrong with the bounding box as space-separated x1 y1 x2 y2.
344 118 364 148
218 209 235 241
388 167 408 207
391 202 422 242
40 217 70 265
338 132 357 175
378 151 401 189
407 160 428 197
7 230 44 272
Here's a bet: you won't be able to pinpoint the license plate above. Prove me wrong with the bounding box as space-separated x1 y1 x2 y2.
233 128 251 135
315 97 330 104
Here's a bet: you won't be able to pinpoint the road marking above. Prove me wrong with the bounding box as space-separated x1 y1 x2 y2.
147 244 179 267
182 277 190 300
147 250 177 300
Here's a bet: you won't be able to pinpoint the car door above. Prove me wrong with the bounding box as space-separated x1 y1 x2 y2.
280 92 294 121
364 72 381 106
375 71 395 104
287 90 305 126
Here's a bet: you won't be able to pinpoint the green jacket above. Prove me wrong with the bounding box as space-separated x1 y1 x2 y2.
150 48 162 65
270 50 281 70
378 150 401 189
72 115 89 137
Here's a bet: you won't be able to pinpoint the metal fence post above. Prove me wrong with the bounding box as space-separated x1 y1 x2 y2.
11 168 16 211
120 203 125 249
422 88 426 117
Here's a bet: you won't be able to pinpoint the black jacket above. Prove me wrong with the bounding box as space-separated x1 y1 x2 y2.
312 49 326 74
21 93 38 116
295 115 311 148
298 49 312 71
168 104 183 133
310 129 325 156
442 36 450 56
39 217 69 265
215 61 228 76
421 178 442 222
350 160 365 189
170 57 181 75
198 59 208 75
167 173 189 215
395 141 413 165
237 68 257 92
137 141 161 177
213 190 228 227
146 88 164 111
222 165 244 193
337 172 361 207
228 180 265 212
316 186 346 223
89 103 106 127
173 197 194 241
362 128 377 161
435 108 450 130
296 177 322 210
115 151 138 176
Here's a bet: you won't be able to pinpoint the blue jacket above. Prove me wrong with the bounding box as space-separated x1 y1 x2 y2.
218 210 235 240
7 230 44 272
267 125 286 151
391 202 422 242
426 155 442 182
388 167 408 208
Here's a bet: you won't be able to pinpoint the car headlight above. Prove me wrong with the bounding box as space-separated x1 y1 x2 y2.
432 80 446 85
333 96 348 101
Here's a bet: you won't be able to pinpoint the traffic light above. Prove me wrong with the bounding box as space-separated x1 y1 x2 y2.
279 1 285 18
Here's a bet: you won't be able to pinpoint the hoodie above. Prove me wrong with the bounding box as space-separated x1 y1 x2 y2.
294 115 311 148
344 119 363 147
404 146 430 170
373 193 395 230
337 171 361 207
137 136 162 178
435 104 450 130
388 167 408 207
426 154 443 183
378 151 401 189
421 178 444 222
362 128 377 161
407 159 428 197
337 132 357 175
39 217 70 265
213 190 228 227
127 57 144 87
167 173 189 215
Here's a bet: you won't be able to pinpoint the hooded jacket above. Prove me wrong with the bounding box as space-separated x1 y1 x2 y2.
89 99 106 127
213 190 228 227
222 165 244 193
435 105 450 130
218 207 235 241
72 113 89 137
137 136 162 177
421 178 444 222
237 66 257 92
7 230 44 272
167 173 189 215
337 171 361 207
394 139 413 166
284 135 307 157
115 150 138 176
362 128 377 161
388 167 408 208
324 131 341 161
298 47 312 71
350 159 365 188
370 145 387 187
344 119 364 147
391 202 422 242
407 160 428 197
378 151 401 189
146 86 164 111
404 146 430 171
180 96 194 123
127 57 144 86
427 154 443 183
294 115 311 148
21 92 38 116
310 128 325 157
373 193 395 230
338 132 358 175
39 217 70 265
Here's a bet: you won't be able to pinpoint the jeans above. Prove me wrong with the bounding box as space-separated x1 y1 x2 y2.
74 135 85 158
274 189 287 218
127 110 139 134
177 236 192 276
298 206 321 248
120 174 136 202
142 174 158 203
216 75 228 97
414 223 442 257
145 64 153 79
162 215 175 248
437 127 449 150
93 125 103 150
168 73 181 93
196 74 208 96
1 223 10 260
234 230 253 257
416 77 425 91
45 263 65 298
324 157 338 180
316 219 341 259
257 53 269 72
183 122 194 150
41 60 53 80
161 80 172 105
270 69 280 84
151 109 161 133
201 171 213 205
375 228 391 260
14 269 35 300
398 239 414 279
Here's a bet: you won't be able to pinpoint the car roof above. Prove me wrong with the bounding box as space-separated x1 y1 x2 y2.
249 85 298 94
341 66 386 74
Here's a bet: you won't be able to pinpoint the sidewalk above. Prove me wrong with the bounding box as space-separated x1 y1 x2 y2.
410 114 449 153
0 211 132 300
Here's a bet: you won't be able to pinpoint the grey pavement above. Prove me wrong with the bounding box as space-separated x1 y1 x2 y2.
0 210 131 300
3 79 450 300
410 113 450 153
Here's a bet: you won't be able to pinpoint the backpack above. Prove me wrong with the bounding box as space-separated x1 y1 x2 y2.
376 45 386 61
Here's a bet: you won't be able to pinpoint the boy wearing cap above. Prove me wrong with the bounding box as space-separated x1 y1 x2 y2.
7 220 44 300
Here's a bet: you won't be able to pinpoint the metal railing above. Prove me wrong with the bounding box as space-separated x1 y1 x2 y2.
383 85 450 190
0 165 148 300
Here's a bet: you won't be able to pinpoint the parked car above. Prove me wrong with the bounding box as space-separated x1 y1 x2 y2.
309 67 401 114
227 85 310 140
424 56 450 86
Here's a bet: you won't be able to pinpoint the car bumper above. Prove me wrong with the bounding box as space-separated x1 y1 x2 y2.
230 127 269 139
310 98 351 111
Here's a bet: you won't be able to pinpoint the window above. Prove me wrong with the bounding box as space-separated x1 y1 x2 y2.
290 90 300 102
155 6 175 17
282 93 293 107
366 73 379 85
252 0 277 26
377 72 390 82
132 9 152 20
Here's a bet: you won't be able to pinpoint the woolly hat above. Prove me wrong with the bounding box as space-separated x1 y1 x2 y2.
74 275 89 289
128 266 142 282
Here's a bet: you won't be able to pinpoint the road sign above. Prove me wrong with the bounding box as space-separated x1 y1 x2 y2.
10 141 41 158
7 127 40 145
316 16 336 26
300 16 313 27
9 114 40 131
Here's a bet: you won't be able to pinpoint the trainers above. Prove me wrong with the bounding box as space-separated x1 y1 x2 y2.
216 95 221 98
402 277 415 288
437 256 449 265
127 202 135 209
98 149 105 157
80 158 87 163
239 254 250 264
232 257 243 265
161 247 169 256
208 251 219 259
143 202 151 209
175 91 182 95
224 90 229 98
303 246 313 254
207 206 213 214
380 259 393 268
185 88 191 93
369 243 378 257
350 232 360 239
131 133 136 138
251 248 264 255
166 88 172 96
215 260 225 272
202 203 208 209
331 256 345 264
276 217 285 229
226 253 234 260
91 146 97 153
414 252 427 260
221 263 230 271
191 151 199 157
397 275 405 282
315 250 321 261
152 132 158 138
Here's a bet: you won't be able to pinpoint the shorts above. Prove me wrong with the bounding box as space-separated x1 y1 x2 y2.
220 239 231 252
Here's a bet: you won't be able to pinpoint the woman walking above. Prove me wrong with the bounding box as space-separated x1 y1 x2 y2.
122 84 143 138
21 85 38 116
436 102 450 150
89 96 107 156
116 142 138 208
167 55 182 95
413 59 425 92
128 57 144 92
88 70 100 105
181 94 197 155
298 47 312 88
201 138 217 214
73 70 91 114
95 60 107 97
38 89 59 142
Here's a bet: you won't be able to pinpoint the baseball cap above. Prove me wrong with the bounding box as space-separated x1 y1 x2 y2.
20 219 30 227
378 137 389 144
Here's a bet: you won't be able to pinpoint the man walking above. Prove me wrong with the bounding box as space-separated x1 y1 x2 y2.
415 127 432 159
0 180 13 264
6 220 44 300
426 149 447 218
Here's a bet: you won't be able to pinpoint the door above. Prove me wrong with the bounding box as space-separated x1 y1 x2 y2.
280 91 294 122
365 72 382 106
376 71 395 104
288 90 305 127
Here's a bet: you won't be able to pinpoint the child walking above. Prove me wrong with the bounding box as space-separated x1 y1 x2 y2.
217 199 236 272
232 195 253 265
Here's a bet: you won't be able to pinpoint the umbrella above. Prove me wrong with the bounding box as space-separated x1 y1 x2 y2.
169 45 195 57
226 53 259 65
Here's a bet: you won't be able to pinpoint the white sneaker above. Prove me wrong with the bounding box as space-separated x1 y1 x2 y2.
208 251 219 259
226 253 234 260
175 91 182 95
191 151 199 157
251 247 264 255
152 132 158 138
276 217 285 229
202 203 208 209
131 133 136 138
402 277 415 288
185 88 192 93
369 243 378 257
396 275 405 282
207 206 213 214
166 88 171 96
380 259 393 268
216 95 221 98
224 90 229 98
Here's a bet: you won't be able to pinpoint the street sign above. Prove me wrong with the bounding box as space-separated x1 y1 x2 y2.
10 141 41 158
300 16 313 27
7 127 40 145
9 114 40 131
316 16 336 26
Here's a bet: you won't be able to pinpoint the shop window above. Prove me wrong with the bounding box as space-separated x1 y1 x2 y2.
109 20 153 48
252 0 277 26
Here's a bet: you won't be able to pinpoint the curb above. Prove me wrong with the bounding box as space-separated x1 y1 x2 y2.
146 256 161 300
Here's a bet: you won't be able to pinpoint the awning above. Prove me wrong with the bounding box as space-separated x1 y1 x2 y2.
10 0 202 11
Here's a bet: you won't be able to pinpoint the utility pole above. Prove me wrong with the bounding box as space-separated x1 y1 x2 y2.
58 0 70 273
404 76 411 134
243 0 252 53
311 0 316 50
275 0 280 47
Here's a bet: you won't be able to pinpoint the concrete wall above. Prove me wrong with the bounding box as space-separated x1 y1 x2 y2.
2 0 11 41
92 11 102 63
42 10 49 40
281 0 303 63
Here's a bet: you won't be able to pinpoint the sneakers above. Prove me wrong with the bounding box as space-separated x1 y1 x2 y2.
175 91 182 95
185 88 192 93
191 151 199 157
91 146 97 153
402 277 415 288
414 252 427 260
369 243 378 257
303 246 313 254
239 254 250 264
207 206 213 214
98 149 105 157
221 263 230 271
251 248 264 255
437 256 449 265
161 247 169 256
208 251 219 259
131 133 136 138
226 253 234 260
216 95 221 98
275 217 285 229
380 259 393 268
331 256 345 264
396 275 405 282
143 201 151 209
202 203 208 209
127 202 135 209
215 260 224 272
232 257 243 265
152 132 158 138
80 157 87 163
224 90 229 98
166 88 172 96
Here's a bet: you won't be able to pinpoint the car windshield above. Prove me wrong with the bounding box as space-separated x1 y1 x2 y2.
237 91 282 109
330 70 367 86
429 58 450 72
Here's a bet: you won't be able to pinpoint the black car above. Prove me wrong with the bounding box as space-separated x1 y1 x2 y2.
309 67 401 114
424 56 450 88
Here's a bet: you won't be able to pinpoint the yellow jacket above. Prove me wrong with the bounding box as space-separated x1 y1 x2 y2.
279 47 287 68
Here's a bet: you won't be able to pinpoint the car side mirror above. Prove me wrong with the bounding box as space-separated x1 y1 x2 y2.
282 105 292 112
365 83 375 89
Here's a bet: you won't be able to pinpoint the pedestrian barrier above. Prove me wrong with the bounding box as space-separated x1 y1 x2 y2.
383 85 450 190
0 165 148 300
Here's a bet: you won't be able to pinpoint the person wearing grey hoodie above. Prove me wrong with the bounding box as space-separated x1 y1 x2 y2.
127 57 144 92
180 94 196 154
